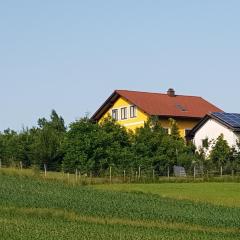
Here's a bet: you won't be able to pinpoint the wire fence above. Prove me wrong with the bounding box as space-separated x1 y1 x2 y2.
0 160 240 184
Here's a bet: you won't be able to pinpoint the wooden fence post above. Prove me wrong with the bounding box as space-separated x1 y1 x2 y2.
75 169 78 182
220 166 223 178
44 164 47 177
109 166 112 183
123 170 126 182
20 161 23 171
193 166 196 180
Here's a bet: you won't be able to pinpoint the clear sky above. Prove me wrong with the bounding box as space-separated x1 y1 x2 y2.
0 0 239 131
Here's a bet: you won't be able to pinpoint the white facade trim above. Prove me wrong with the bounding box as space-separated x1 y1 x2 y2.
123 121 145 127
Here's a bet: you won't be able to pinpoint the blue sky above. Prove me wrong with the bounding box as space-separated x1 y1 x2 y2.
0 0 239 131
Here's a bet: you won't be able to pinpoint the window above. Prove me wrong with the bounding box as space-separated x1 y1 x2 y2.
112 109 118 120
185 129 192 137
130 105 137 118
121 107 128 120
176 104 187 112
163 128 169 134
202 138 209 149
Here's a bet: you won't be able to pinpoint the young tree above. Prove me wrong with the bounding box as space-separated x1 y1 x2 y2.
209 134 231 169
169 118 180 140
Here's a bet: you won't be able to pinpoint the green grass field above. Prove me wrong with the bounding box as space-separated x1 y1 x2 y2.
95 182 240 207
0 171 240 239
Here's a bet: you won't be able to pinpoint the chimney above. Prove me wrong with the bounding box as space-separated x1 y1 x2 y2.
167 88 175 97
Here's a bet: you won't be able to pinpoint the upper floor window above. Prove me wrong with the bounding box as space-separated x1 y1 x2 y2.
112 109 118 121
121 107 128 120
130 105 137 118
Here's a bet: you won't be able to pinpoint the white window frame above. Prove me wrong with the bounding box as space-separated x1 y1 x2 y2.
112 109 118 121
130 105 137 118
121 107 128 120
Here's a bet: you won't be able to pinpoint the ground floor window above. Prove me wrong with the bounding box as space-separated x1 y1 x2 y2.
185 129 192 136
163 128 169 134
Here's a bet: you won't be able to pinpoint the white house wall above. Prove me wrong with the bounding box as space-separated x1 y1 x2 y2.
193 119 239 153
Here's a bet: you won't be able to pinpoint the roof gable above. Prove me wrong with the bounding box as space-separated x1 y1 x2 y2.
211 112 240 129
189 112 240 138
91 90 223 121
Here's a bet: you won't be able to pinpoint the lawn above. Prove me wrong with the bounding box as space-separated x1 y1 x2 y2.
94 182 240 207
0 172 239 239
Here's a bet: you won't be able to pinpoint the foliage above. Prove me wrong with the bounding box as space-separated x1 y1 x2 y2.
209 134 231 168
0 112 240 175
132 118 195 174
0 110 66 171
169 118 181 139
62 116 133 175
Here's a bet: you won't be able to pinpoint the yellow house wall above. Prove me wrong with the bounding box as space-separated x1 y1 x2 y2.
99 97 199 136
99 97 148 131
159 118 199 138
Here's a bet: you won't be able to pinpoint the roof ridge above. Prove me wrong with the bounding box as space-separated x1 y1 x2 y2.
116 89 202 98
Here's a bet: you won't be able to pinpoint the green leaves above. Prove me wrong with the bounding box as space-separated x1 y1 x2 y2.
62 117 132 175
132 118 195 174
209 134 235 171
0 110 66 170
1 112 239 175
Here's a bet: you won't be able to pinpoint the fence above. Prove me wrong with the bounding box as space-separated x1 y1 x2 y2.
0 160 240 184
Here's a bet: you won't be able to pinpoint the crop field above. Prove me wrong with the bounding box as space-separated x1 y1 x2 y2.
0 172 240 239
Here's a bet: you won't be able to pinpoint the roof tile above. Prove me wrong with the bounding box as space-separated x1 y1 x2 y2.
116 90 222 118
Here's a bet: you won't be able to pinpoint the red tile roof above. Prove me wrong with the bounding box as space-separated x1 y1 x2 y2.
91 90 223 121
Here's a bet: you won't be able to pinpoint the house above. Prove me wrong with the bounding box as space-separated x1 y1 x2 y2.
91 88 222 138
189 112 240 152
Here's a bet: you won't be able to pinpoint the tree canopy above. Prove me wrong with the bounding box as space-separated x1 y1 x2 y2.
0 112 239 175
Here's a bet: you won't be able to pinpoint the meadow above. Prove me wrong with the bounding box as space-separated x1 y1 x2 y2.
95 182 240 207
0 170 240 239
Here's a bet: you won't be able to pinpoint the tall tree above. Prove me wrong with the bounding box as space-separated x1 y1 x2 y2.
33 110 66 170
62 116 133 175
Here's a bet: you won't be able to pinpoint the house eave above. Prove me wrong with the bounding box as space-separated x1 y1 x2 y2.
91 91 120 122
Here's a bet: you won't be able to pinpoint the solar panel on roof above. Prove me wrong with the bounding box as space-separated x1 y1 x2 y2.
212 112 240 128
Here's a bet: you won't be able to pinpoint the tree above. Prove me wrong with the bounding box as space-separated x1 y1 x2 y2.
62 116 133 175
0 129 19 166
209 134 231 169
32 110 66 170
169 118 180 140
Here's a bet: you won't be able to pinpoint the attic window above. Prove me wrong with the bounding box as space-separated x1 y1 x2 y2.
176 104 187 112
